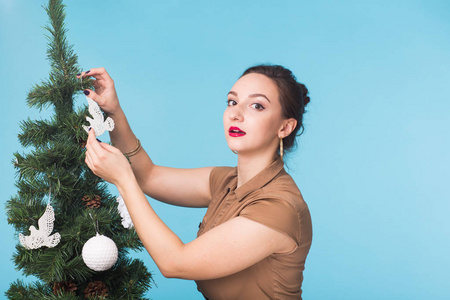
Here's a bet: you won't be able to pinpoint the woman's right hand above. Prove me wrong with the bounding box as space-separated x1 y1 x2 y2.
77 67 121 116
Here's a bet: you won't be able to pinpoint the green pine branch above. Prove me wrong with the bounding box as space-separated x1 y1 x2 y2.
43 0 78 78
18 106 89 149
6 280 50 300
6 0 153 298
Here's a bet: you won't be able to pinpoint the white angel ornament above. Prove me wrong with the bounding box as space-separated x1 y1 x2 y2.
82 96 115 136
19 204 61 250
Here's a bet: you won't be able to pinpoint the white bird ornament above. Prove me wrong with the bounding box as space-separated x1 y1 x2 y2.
19 204 61 250
82 96 115 136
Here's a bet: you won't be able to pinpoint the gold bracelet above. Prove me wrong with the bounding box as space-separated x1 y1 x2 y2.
123 138 142 158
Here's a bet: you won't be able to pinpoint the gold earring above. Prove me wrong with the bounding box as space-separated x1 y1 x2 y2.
232 150 238 154
279 137 284 161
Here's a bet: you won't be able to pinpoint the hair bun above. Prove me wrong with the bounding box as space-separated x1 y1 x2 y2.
299 83 310 107
304 95 310 106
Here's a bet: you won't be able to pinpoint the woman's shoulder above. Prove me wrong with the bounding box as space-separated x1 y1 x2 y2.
211 166 236 178
262 169 309 214
209 166 237 194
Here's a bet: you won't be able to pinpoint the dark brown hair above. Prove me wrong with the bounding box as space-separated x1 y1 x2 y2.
241 64 310 153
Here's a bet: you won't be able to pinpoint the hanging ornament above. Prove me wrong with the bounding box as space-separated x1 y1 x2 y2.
82 96 115 136
19 190 61 250
82 214 118 271
116 194 134 229
82 233 118 272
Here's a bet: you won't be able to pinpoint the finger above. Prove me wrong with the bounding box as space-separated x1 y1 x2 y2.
92 79 101 89
85 149 94 170
87 130 116 157
86 129 98 146
83 89 101 103
84 67 113 82
77 69 92 79
86 129 102 157
99 141 120 153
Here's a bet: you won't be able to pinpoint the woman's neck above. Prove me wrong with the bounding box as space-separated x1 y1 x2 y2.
236 152 278 188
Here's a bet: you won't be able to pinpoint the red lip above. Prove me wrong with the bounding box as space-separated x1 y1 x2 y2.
229 126 246 137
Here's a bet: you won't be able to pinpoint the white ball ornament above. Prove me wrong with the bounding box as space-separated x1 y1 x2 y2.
82 233 118 271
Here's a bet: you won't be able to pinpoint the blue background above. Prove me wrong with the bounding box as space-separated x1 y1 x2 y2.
1 0 449 299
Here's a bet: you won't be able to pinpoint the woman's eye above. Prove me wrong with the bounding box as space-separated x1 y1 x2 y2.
227 99 237 106
251 103 265 110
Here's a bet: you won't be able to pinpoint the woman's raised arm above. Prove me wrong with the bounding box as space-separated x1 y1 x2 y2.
84 131 296 280
78 68 213 207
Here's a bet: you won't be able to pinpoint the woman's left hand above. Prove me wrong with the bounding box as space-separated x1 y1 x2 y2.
85 129 133 186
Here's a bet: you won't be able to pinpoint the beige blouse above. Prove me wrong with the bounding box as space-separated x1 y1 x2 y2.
196 157 313 300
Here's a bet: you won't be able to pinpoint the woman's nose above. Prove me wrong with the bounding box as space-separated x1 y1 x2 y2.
229 106 243 121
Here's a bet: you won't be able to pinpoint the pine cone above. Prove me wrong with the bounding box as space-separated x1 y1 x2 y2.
82 195 101 209
53 280 77 295
84 280 108 299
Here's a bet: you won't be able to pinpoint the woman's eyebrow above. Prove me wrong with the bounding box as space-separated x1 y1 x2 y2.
227 91 271 103
249 93 271 103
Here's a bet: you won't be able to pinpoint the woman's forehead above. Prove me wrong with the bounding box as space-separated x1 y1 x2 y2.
230 73 279 100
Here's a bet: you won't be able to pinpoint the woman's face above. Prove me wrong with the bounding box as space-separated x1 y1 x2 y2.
223 73 286 157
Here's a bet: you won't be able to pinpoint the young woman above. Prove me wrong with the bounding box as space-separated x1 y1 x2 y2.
80 65 312 300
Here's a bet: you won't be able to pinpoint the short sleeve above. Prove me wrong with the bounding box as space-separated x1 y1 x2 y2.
240 198 300 246
209 166 235 199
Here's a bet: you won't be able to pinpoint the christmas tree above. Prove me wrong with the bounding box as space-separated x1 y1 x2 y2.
6 0 153 298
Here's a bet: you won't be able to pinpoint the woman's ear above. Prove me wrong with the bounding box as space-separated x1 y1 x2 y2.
278 118 297 138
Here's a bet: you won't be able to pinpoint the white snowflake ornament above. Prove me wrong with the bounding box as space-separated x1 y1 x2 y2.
19 204 61 250
82 233 118 271
82 96 115 136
